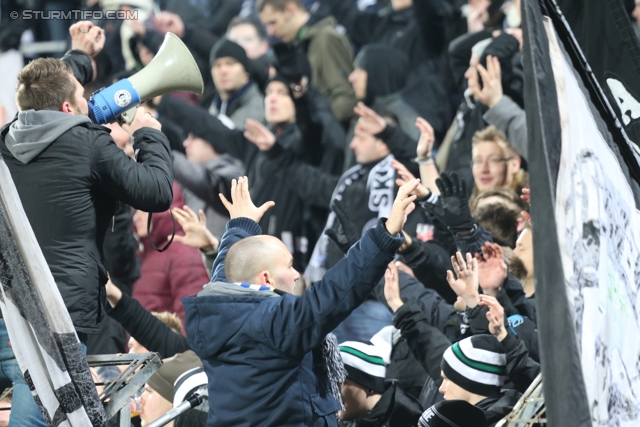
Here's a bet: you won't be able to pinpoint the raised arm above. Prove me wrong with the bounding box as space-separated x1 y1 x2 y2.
258 180 419 356
156 96 252 162
92 109 173 212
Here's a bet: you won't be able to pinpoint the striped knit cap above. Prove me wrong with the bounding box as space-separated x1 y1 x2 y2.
441 335 507 397
339 341 386 393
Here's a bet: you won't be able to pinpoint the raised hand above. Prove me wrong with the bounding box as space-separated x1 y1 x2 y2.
69 21 105 57
354 102 386 135
446 251 479 308
154 11 185 37
172 206 219 251
325 199 360 255
476 242 507 297
391 159 430 198
384 261 403 313
416 117 435 159
472 55 503 108
244 119 276 151
220 176 275 223
385 179 419 236
478 294 508 341
421 172 474 233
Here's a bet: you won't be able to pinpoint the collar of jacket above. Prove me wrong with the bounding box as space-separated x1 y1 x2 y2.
213 80 254 114
356 381 396 427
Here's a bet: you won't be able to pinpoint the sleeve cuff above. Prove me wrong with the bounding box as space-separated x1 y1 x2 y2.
367 219 404 255
226 217 262 236
500 332 520 351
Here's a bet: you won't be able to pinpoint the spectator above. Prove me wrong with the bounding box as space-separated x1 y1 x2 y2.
183 177 415 427
513 226 534 298
256 0 357 122
227 16 274 88
338 340 424 426
349 44 420 141
469 126 528 209
140 350 203 427
207 38 266 129
132 183 210 327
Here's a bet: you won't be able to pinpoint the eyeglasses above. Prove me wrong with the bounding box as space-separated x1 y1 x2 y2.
470 157 513 169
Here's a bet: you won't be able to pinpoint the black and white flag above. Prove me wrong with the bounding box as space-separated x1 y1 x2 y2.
523 0 640 426
0 159 106 427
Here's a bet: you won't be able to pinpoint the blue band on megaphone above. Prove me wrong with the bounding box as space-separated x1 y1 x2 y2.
88 79 141 124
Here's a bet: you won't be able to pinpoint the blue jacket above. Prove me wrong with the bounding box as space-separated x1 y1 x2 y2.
184 217 403 427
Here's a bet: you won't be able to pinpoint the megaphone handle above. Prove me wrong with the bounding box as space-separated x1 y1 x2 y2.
120 106 138 124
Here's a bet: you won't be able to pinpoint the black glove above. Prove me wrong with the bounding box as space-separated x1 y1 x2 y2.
421 172 475 233
325 199 360 255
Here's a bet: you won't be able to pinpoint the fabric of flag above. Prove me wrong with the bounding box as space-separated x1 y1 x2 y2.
555 0 640 151
522 1 640 426
0 159 106 427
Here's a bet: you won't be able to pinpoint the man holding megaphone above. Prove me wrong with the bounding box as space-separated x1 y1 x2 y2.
0 21 177 425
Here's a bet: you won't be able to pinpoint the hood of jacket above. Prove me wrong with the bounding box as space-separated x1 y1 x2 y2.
5 110 91 164
185 281 279 358
354 44 409 105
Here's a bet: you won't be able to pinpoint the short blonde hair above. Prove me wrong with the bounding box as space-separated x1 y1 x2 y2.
472 126 517 158
151 311 183 334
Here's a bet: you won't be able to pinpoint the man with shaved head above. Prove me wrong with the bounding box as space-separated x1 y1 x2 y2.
183 176 419 427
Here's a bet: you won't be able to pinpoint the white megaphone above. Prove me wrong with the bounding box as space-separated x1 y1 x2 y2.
88 32 204 124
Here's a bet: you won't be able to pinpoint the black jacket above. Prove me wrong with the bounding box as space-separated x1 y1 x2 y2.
109 293 190 359
347 381 424 427
0 51 173 334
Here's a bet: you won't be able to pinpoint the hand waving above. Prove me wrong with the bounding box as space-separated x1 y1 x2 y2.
478 294 508 341
476 242 507 297
220 176 275 223
446 251 479 308
391 159 430 198
244 119 276 151
385 179 419 235
416 117 435 159
354 102 387 135
471 55 503 108
421 172 474 233
172 206 219 251
384 261 404 313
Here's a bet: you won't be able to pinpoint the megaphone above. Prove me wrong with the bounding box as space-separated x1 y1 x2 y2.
88 32 204 124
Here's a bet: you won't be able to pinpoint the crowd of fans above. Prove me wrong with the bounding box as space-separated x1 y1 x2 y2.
1 0 606 425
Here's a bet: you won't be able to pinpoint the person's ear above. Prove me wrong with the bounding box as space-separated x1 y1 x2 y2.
60 101 74 114
257 271 273 286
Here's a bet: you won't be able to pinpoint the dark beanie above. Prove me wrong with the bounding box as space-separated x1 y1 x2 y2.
339 341 386 394
441 335 507 398
272 42 312 85
353 44 409 105
266 75 295 99
419 400 488 427
147 350 203 403
209 38 251 73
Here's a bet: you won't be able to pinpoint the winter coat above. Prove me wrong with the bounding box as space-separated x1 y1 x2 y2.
0 111 173 334
351 381 424 427
207 81 265 130
132 184 209 326
183 216 404 427
294 16 357 122
172 151 243 239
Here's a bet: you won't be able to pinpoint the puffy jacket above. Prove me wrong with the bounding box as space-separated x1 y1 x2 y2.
132 184 209 326
184 217 404 427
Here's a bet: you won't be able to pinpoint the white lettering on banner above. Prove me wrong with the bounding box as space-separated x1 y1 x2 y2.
607 78 640 126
